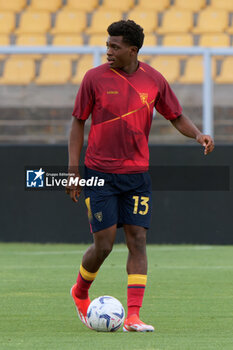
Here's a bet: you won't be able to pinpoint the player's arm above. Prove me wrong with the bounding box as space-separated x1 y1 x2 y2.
66 117 85 202
170 114 214 155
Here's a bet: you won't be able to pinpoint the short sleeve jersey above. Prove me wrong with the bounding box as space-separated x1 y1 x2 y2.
72 62 182 174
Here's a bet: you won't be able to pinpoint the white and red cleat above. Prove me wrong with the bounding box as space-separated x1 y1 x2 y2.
123 314 154 332
70 284 92 329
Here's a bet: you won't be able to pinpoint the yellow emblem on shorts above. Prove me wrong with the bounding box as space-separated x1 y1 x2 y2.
139 93 148 104
94 212 103 222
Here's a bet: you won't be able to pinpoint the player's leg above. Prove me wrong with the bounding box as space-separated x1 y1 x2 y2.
84 223 117 272
118 171 154 331
74 224 117 297
125 224 148 319
125 224 147 275
122 224 153 332
71 167 119 327
71 225 117 327
74 165 118 294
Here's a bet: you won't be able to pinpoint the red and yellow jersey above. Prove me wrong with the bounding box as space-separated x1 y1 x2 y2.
72 62 182 173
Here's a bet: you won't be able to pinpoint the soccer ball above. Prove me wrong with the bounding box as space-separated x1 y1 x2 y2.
87 296 125 332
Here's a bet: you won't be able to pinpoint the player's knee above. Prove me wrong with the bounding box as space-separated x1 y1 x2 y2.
96 244 113 261
128 231 146 254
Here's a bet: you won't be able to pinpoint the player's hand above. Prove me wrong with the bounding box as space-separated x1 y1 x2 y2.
196 134 214 155
66 174 82 203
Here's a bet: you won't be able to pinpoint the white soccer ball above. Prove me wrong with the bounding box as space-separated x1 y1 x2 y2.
87 296 125 332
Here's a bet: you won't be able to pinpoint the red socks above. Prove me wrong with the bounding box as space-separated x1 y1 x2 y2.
74 265 98 300
74 266 147 317
127 274 147 318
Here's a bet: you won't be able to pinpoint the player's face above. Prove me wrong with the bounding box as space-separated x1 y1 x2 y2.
106 36 136 70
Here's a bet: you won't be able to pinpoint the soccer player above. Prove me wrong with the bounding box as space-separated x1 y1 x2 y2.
66 20 214 332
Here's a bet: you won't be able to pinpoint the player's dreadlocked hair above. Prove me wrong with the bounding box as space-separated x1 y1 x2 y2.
107 20 144 52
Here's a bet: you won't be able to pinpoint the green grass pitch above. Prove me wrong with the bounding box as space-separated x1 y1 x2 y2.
0 243 233 350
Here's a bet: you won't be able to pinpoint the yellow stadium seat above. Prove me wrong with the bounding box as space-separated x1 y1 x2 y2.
173 0 206 12
53 34 83 46
14 34 47 59
0 35 9 45
157 9 193 34
136 0 170 11
0 12 15 34
163 34 193 59
143 34 157 46
35 58 71 85
50 11 86 34
63 0 98 12
215 57 233 83
0 35 10 59
27 0 62 12
16 34 47 45
127 10 157 33
50 35 83 59
163 34 193 46
15 11 51 34
86 10 122 34
179 56 216 84
199 34 230 47
0 0 26 13
89 34 107 46
72 55 94 84
193 9 228 34
100 0 134 12
150 56 180 83
0 58 35 84
209 0 233 11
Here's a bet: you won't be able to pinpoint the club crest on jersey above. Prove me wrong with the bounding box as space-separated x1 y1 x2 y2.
139 93 148 104
94 212 103 222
